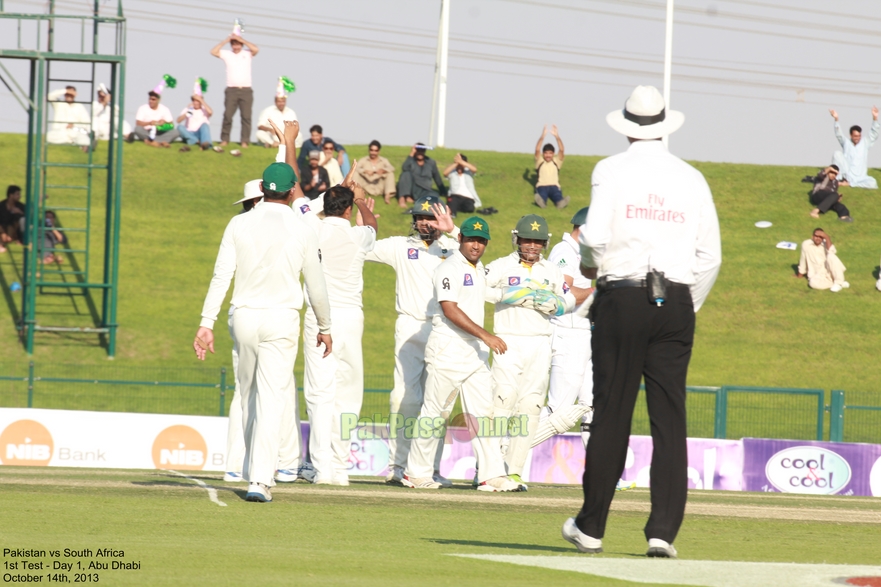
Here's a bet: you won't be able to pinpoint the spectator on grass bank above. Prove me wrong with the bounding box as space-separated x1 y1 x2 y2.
795 228 849 292
42 210 67 264
301 151 330 200
46 86 91 150
211 33 259 147
129 89 179 147
829 107 879 189
255 90 302 148
319 139 344 186
443 153 481 217
0 185 25 253
91 84 131 141
534 125 569 209
397 143 446 209
354 141 396 203
298 125 347 176
176 82 214 152
807 165 852 222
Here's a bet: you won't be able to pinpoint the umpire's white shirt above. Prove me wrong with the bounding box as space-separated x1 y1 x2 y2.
432 250 485 340
580 140 721 311
199 202 331 332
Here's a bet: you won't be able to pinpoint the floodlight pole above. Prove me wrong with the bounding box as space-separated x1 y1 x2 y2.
662 0 673 147
429 0 450 148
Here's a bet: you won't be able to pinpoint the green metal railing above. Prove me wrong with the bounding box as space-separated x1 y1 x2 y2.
1 361 879 443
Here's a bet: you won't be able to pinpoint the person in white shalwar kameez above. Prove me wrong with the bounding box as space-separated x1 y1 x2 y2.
830 107 879 189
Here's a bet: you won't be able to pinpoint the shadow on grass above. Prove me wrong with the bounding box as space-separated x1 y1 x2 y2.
522 167 537 191
132 479 249 500
874 265 879 280
428 538 572 553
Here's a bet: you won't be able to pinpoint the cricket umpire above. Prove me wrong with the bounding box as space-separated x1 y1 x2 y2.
562 85 721 557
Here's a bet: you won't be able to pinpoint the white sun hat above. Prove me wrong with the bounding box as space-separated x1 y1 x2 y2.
606 85 685 140
232 179 263 205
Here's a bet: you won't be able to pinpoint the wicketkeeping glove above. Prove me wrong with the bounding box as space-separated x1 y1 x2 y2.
500 286 536 307
532 289 566 316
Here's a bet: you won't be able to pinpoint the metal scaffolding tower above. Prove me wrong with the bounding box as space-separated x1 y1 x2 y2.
0 0 126 356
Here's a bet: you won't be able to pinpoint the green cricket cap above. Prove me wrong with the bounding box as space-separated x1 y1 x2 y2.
409 194 443 216
262 162 297 193
460 216 491 240
513 214 550 241
570 206 589 226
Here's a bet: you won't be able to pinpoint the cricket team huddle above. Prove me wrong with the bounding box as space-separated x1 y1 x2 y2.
193 119 596 502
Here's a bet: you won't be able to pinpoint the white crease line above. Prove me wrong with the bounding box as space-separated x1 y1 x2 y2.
167 470 228 507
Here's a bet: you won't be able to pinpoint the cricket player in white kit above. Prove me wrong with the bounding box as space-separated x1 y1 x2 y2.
292 181 377 485
194 161 333 503
405 216 525 492
365 195 460 486
223 179 304 483
544 207 596 449
484 215 588 481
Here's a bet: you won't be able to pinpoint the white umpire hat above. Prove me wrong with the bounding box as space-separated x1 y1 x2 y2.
232 179 263 205
606 85 684 140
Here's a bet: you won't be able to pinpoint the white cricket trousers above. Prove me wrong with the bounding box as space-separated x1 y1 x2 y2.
304 306 364 480
224 308 301 474
548 325 594 413
492 334 552 476
406 332 506 483
386 315 433 470
230 307 299 486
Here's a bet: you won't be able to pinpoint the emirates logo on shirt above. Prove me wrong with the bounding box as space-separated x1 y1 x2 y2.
408 248 419 260
508 276 520 285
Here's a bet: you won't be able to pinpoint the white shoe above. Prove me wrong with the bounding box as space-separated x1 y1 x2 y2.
385 465 405 485
297 462 317 483
830 284 842 292
876 278 881 292
312 473 334 485
647 538 678 558
476 476 525 492
330 473 349 486
841 281 850 289
433 472 453 488
401 475 442 489
223 471 244 483
275 469 298 483
245 482 272 503
561 518 602 553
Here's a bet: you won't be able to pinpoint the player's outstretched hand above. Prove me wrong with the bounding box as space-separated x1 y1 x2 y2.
427 202 454 233
483 334 507 355
193 327 214 361
317 333 333 358
341 159 358 188
829 109 839 121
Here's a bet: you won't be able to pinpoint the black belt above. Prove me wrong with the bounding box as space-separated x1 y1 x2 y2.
597 277 688 292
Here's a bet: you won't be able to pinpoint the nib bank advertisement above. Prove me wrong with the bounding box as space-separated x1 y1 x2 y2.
2 408 881 497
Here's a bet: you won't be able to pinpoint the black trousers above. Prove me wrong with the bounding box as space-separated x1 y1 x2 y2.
447 194 475 216
810 190 849 218
575 283 694 544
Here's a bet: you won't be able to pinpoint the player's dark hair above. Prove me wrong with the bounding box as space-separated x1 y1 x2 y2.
65 85 76 91
324 185 354 217
813 227 824 234
322 138 335 149
850 125 862 134
830 164 839 172
324 185 355 216
7 185 21 197
148 91 160 99
261 185 290 201
369 140 381 150
310 124 323 134
459 154 468 162
542 143 555 153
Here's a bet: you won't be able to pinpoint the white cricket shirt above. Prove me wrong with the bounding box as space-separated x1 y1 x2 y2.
549 233 592 330
433 250 486 340
484 252 574 337
366 230 460 320
199 202 331 333
580 140 721 312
